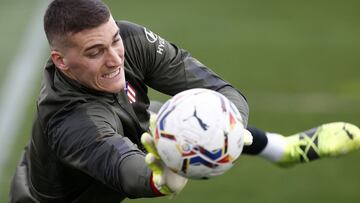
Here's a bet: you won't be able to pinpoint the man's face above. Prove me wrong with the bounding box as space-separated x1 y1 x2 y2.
56 16 125 93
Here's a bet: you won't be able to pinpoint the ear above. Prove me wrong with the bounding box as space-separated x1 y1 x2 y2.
51 50 68 71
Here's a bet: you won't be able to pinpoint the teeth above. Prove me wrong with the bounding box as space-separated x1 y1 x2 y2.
103 69 119 79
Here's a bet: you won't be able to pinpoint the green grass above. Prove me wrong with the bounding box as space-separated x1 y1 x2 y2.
0 0 38 81
0 57 47 201
2 0 360 202
0 1 42 200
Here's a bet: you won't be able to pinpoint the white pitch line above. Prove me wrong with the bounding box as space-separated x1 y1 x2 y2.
0 0 49 174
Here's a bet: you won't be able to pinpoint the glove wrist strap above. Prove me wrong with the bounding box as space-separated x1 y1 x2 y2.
149 173 165 196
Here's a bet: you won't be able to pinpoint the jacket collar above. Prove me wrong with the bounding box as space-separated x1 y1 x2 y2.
45 60 123 101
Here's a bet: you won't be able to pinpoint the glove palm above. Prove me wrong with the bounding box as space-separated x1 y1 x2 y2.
141 113 188 195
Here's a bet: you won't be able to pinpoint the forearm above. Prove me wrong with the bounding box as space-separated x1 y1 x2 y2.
118 153 157 198
217 85 249 127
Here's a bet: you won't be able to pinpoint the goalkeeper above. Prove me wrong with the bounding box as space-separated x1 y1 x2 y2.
9 0 360 202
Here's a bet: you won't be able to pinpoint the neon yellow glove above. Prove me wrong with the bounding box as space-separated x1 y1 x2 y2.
141 132 188 195
243 128 253 146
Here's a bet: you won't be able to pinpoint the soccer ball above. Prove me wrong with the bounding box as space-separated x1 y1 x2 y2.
154 88 246 179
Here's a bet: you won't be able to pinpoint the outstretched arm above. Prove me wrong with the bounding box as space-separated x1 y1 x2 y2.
47 103 157 198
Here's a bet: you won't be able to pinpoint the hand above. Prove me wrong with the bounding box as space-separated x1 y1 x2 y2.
231 121 254 147
141 132 188 195
243 128 254 146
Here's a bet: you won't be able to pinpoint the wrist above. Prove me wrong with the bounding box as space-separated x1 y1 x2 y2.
149 173 165 196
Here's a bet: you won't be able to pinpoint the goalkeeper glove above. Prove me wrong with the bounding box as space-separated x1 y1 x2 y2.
141 132 188 195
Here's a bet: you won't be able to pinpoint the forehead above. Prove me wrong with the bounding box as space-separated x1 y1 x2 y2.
68 16 119 49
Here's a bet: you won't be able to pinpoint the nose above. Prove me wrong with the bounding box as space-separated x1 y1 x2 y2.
106 47 122 68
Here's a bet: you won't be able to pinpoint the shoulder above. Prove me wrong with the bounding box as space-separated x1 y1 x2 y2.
48 101 118 136
69 102 117 125
116 20 158 46
46 100 125 150
116 20 144 38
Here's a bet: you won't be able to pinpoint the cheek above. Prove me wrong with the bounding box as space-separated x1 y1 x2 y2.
69 59 102 80
115 41 125 56
85 60 103 73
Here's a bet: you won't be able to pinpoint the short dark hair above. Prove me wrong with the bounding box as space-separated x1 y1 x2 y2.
44 0 111 47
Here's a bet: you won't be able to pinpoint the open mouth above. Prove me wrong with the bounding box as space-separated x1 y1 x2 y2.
102 68 120 79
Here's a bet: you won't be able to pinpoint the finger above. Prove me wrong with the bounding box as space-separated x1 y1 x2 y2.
145 153 165 186
243 129 253 146
141 133 160 158
145 153 163 173
149 113 157 135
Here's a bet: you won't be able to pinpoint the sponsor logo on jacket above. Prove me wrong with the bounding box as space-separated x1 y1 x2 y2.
144 28 158 43
143 28 165 55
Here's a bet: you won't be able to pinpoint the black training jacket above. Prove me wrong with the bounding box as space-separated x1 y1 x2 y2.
9 21 249 203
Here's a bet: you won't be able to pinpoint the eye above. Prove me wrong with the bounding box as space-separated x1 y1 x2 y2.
113 37 121 45
87 49 104 58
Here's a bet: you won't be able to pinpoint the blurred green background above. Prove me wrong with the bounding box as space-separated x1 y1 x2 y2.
1 0 359 202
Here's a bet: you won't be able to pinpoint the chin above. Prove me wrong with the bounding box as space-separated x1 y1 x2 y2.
99 77 125 93
107 83 126 93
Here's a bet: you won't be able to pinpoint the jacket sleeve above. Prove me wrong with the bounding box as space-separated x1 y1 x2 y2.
120 21 249 126
47 103 156 198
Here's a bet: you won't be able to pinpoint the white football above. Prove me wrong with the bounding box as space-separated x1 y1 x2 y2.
154 88 246 179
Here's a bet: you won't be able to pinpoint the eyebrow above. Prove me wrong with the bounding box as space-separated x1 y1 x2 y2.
83 29 120 52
